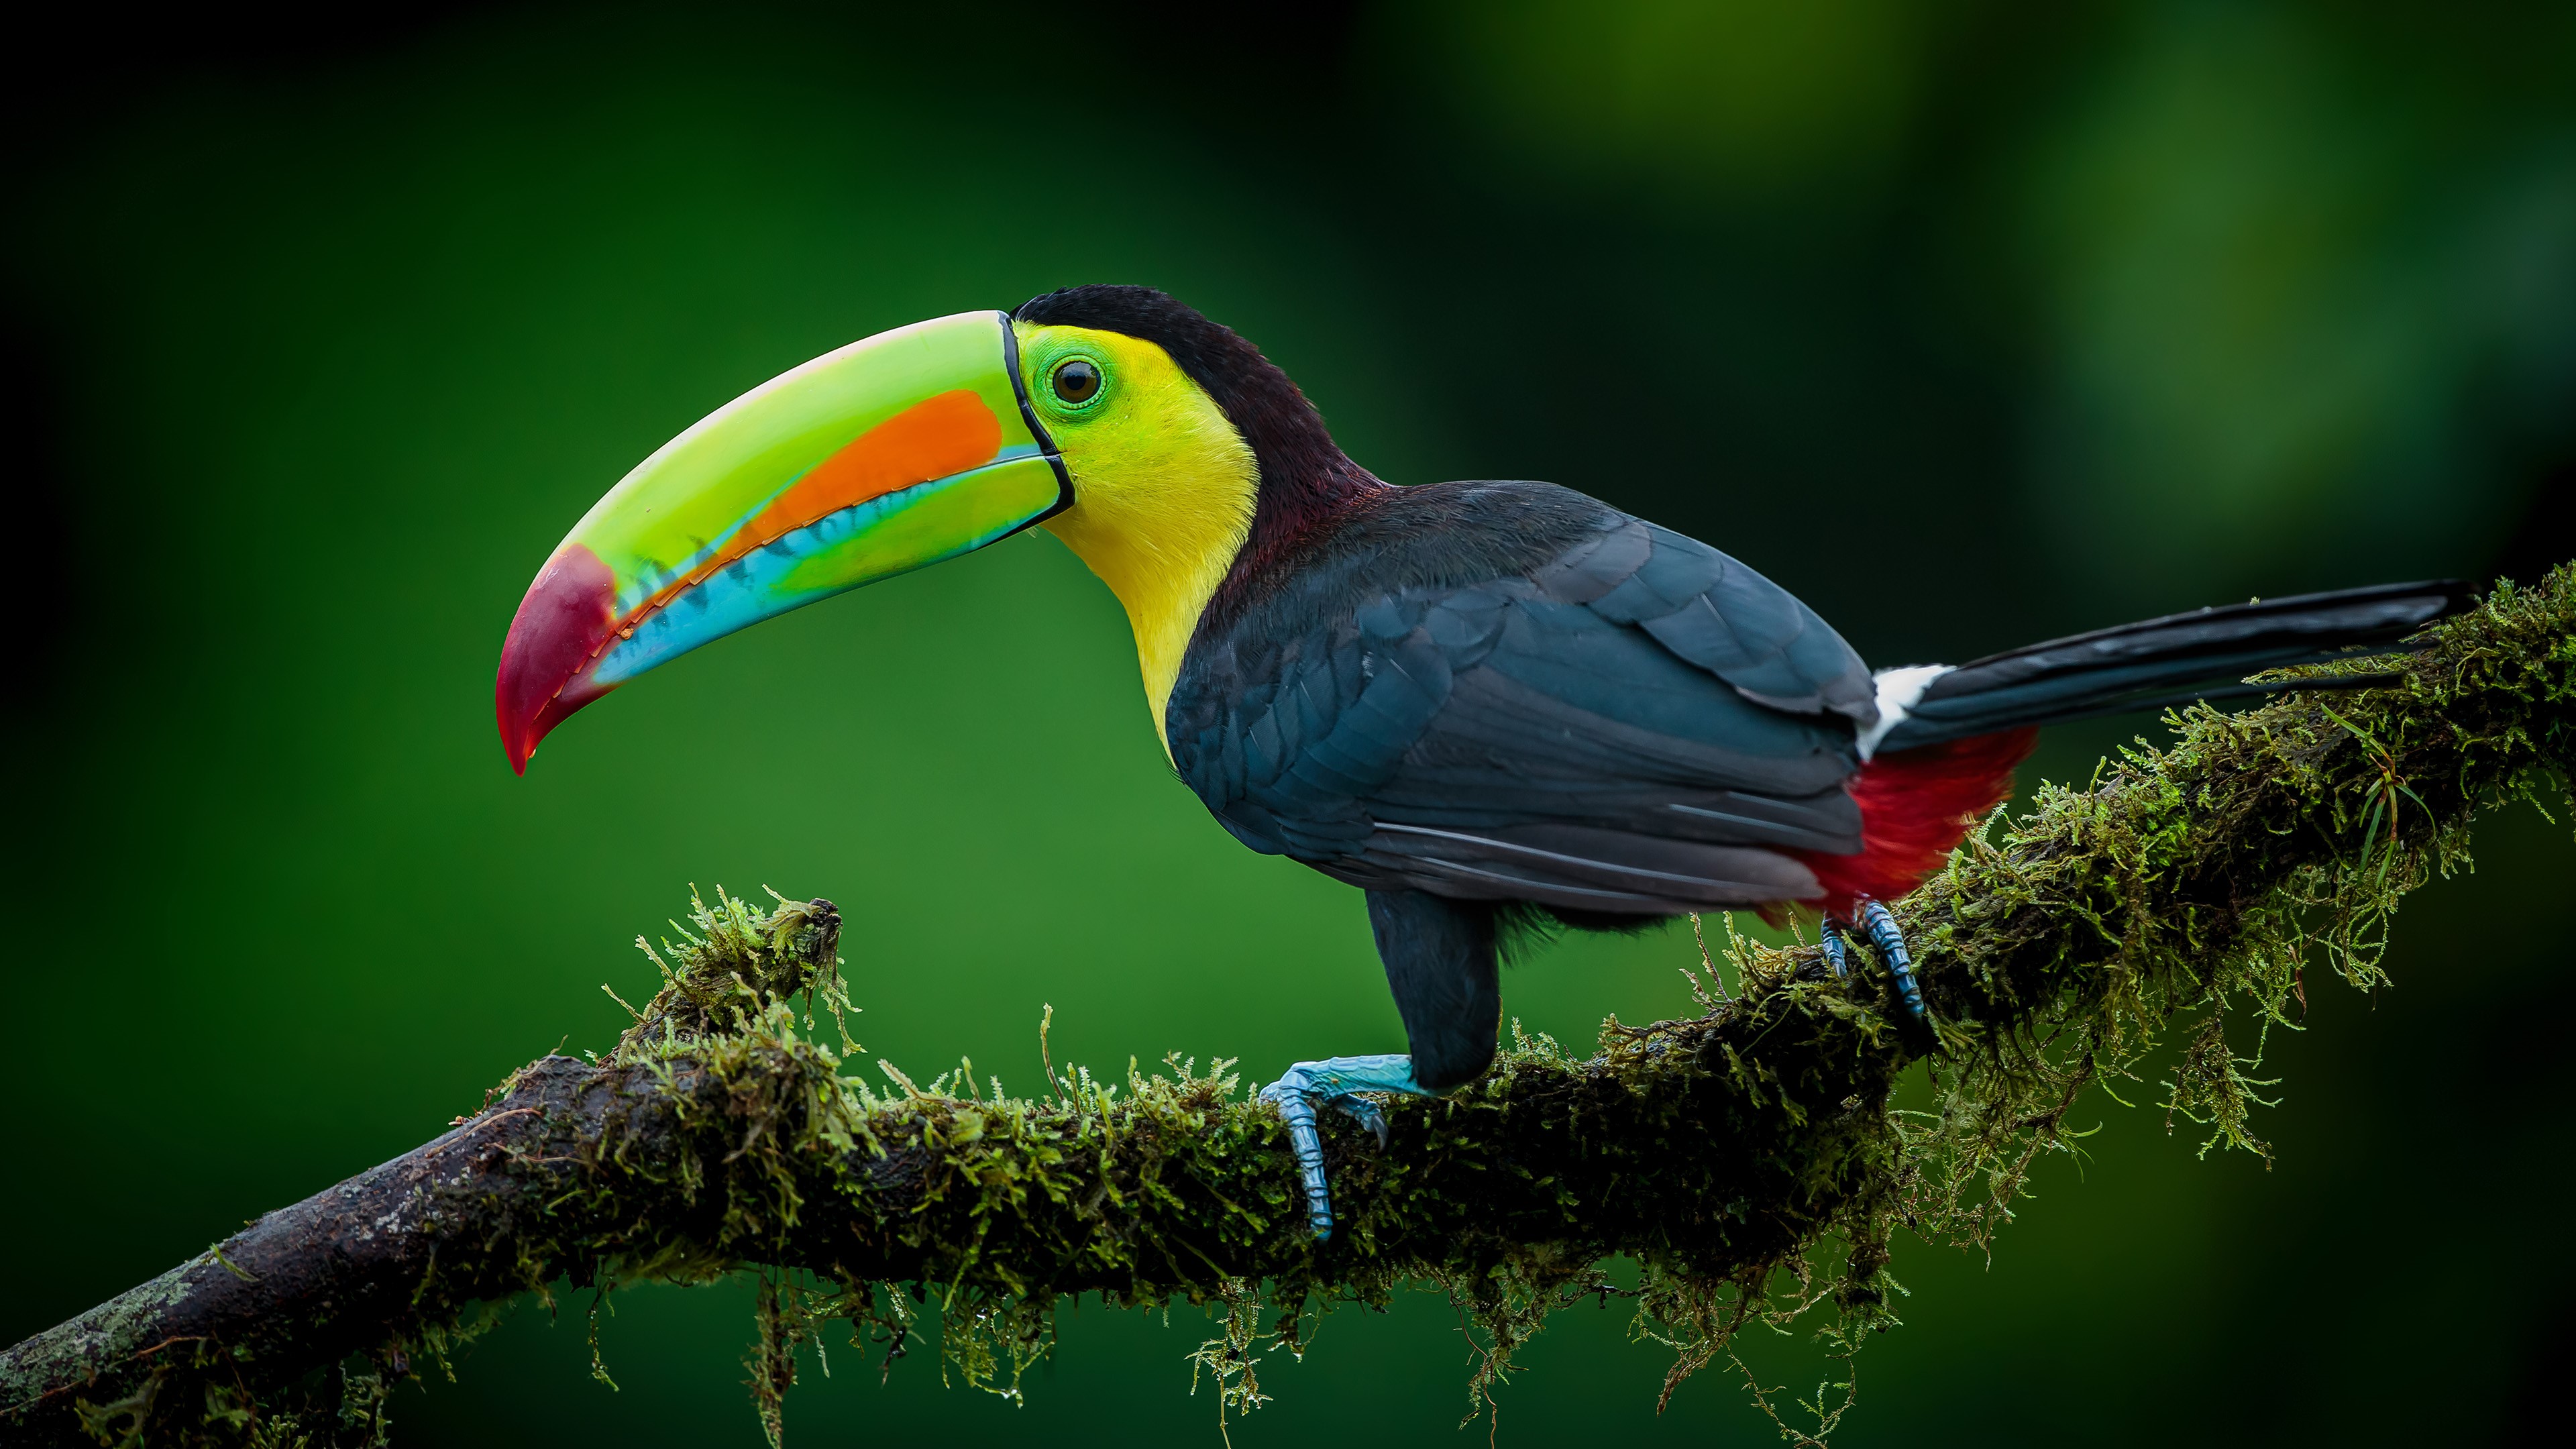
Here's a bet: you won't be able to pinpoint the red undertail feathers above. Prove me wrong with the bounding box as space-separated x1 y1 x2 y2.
1793 727 2039 916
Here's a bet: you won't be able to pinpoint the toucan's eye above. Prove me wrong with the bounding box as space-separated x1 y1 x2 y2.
1051 358 1102 405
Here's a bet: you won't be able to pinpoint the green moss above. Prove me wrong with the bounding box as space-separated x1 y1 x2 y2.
23 568 2569 1448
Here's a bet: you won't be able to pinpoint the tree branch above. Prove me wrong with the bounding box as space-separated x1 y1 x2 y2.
7 566 2570 1448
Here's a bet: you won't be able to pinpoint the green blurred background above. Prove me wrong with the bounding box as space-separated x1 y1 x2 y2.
5 2 2571 1443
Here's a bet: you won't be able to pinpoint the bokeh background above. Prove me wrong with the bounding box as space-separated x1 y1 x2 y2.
6 2 2571 1444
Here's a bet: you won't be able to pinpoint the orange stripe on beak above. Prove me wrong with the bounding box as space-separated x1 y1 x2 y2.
496 388 1010 773
614 388 1005 636
741 388 1003 547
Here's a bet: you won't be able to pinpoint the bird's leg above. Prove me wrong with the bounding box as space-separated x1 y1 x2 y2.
1858 900 1927 1025
1257 1053 1432 1241
1823 900 1931 1036
1819 920 1854 979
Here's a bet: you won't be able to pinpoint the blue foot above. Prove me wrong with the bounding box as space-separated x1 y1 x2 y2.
1858 901 1927 1024
1819 922 1853 979
1257 1055 1432 1240
1823 901 1932 1038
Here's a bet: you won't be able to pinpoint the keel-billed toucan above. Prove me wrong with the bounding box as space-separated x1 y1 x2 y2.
496 286 2469 1238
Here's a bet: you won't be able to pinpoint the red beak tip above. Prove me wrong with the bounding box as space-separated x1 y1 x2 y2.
496 542 619 780
498 709 553 776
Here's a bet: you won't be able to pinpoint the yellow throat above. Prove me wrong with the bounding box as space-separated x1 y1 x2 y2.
1020 323 1259 745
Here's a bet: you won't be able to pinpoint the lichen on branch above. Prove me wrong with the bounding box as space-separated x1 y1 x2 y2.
5 566 2570 1449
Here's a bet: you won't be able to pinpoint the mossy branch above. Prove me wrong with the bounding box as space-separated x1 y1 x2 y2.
7 566 2571 1448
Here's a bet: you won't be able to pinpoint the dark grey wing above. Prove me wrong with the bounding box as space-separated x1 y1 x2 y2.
1529 514 1877 720
1169 504 1876 916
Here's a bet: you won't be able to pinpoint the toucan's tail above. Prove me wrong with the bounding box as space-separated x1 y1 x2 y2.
1865 580 2476 757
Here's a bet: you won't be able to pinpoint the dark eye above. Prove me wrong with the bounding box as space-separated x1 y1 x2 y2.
1051 358 1102 405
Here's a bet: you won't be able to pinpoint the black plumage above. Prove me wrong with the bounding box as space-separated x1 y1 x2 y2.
1159 483 2465 1091
1034 286 2469 1095
1366 890 1501 1091
1167 480 1872 917
1878 580 2476 751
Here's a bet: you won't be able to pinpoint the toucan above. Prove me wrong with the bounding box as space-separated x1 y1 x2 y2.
496 286 2469 1238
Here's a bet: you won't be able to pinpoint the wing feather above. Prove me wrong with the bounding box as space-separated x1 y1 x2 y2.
1168 482 1872 914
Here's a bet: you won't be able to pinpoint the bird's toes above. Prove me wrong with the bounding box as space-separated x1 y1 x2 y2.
1330 1092 1391 1150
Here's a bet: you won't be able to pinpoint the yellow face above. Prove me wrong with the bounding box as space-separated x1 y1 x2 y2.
1017 323 1259 743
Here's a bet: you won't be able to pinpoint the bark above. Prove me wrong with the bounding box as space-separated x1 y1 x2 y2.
5 566 2569 1448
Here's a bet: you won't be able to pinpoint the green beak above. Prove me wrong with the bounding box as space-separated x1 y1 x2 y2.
494 309 1066 771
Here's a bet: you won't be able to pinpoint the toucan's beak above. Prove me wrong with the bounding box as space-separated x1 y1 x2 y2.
495 310 1067 772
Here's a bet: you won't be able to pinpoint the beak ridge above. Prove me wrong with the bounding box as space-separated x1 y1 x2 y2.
491 309 1065 774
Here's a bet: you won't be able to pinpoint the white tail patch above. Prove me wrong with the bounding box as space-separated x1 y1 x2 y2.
1857 664 1952 760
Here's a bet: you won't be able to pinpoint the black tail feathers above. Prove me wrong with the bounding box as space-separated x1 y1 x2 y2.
1872 580 2475 754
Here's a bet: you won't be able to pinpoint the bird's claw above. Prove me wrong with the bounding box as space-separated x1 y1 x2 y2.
1823 900 1934 1043
1333 1092 1391 1150
1258 1054 1428 1240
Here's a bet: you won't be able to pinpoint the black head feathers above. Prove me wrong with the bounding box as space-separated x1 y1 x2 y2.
1014 285 1383 555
